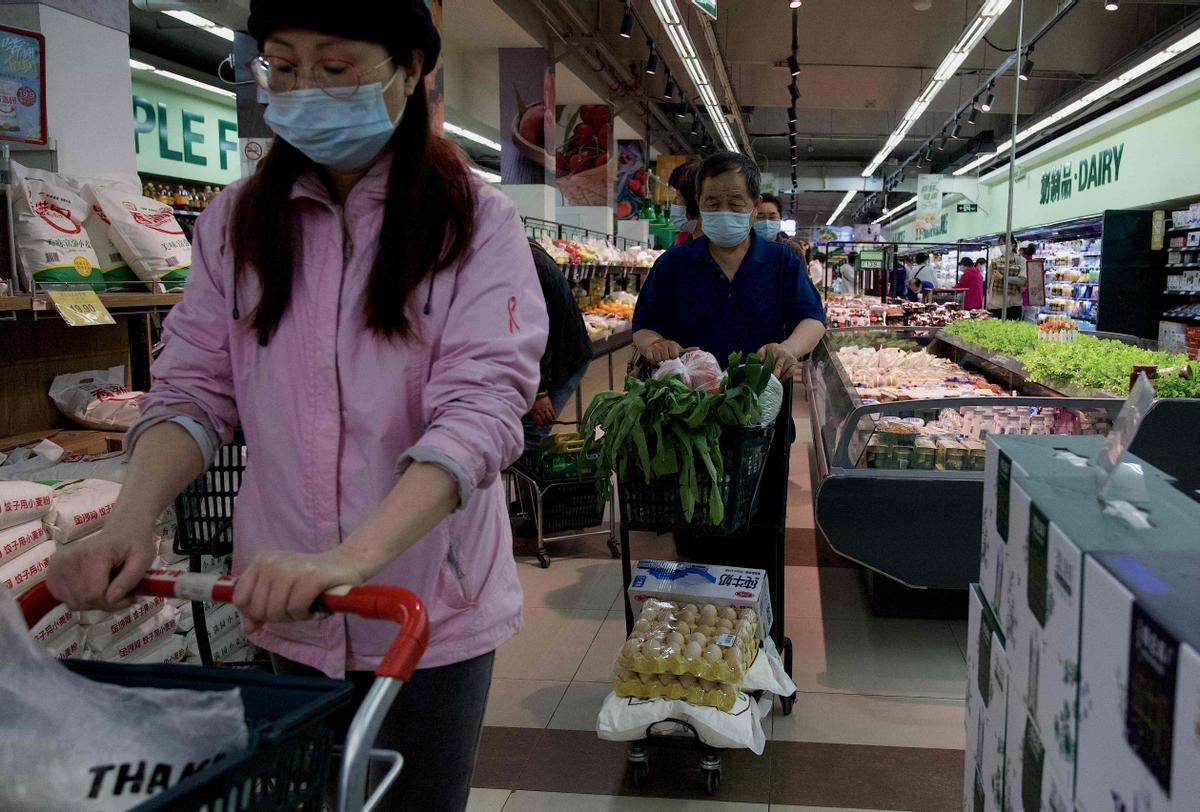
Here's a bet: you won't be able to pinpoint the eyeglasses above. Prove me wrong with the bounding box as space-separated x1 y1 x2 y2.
248 53 395 100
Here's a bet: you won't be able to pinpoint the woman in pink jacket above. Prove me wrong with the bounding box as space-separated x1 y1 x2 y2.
46 2 547 809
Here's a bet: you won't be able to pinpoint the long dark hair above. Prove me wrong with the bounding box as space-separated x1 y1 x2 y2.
231 79 477 340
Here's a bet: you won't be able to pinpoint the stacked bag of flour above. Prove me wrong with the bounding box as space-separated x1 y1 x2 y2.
0 481 57 598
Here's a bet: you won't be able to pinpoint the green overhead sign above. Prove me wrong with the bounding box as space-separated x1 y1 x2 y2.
131 73 239 185
692 0 717 20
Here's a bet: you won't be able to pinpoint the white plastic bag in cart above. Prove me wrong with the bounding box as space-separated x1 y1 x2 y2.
741 637 797 697
0 591 247 811
597 689 767 755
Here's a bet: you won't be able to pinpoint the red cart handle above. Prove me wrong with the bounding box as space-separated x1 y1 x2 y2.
18 569 430 681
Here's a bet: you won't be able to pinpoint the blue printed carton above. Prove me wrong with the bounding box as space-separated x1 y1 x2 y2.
629 560 772 640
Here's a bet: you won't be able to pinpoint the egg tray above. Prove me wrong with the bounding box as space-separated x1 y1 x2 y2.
617 599 760 683
612 674 739 713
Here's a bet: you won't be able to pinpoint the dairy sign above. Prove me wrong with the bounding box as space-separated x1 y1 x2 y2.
1039 143 1125 206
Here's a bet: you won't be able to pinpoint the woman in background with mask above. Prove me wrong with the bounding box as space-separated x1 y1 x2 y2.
633 151 826 378
45 3 547 809
754 192 807 262
668 160 702 246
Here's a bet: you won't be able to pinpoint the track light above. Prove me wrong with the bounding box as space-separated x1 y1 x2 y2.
663 70 676 99
788 108 797 125
619 2 634 38
923 146 933 163
788 120 797 135
1105 0 1119 10
790 0 801 7
645 43 658 75
788 81 800 101
966 106 978 126
980 84 994 112
676 100 688 119
787 54 800 77
950 120 962 140
1019 48 1034 81
691 113 700 135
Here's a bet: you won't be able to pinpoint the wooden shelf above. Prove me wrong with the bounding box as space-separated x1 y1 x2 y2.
1 291 182 314
0 296 31 312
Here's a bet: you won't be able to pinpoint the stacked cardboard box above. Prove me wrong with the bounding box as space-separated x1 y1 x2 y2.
969 434 1200 811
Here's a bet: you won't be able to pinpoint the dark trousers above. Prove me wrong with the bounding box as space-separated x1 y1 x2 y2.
272 650 495 812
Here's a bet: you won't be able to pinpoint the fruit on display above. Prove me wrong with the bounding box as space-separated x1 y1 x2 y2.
583 291 637 340
943 320 1200 398
612 598 760 711
536 236 663 269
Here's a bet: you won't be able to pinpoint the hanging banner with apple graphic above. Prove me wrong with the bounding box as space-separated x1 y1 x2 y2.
615 140 647 220
556 104 613 207
499 48 555 185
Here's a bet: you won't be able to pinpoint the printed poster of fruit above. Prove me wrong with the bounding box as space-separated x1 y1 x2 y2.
0 25 46 145
615 140 647 220
499 48 555 185
424 0 445 132
556 104 613 208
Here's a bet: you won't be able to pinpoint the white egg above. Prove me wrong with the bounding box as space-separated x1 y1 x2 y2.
634 619 651 634
720 606 737 622
699 604 718 621
657 608 676 623
682 603 699 615
680 609 698 624
665 631 685 650
683 641 702 660
687 632 707 646
697 625 717 639
657 672 676 686
641 638 664 658
622 640 642 659
702 644 722 663
674 621 691 637
715 618 734 631
678 674 697 689
723 646 741 666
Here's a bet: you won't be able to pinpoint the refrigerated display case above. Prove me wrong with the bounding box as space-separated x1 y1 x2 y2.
805 326 1199 597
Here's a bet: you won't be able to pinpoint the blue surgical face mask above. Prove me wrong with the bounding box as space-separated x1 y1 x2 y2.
753 220 782 242
669 203 694 232
701 210 752 247
264 72 404 169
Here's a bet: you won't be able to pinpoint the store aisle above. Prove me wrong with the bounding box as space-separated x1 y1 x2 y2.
479 385 966 810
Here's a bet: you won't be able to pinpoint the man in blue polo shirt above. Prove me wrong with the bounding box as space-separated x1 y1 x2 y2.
632 151 826 378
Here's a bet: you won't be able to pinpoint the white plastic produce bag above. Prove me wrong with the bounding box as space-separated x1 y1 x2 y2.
0 591 247 811
49 366 142 431
754 375 784 427
652 350 724 393
597 689 767 754
0 481 54 531
88 185 190 291
43 478 122 543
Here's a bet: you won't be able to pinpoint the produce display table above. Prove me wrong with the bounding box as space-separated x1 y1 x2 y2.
806 326 1200 605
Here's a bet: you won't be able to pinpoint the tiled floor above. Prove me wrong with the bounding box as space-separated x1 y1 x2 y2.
475 383 966 810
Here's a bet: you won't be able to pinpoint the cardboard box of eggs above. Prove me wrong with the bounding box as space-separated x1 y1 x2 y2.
613 599 759 711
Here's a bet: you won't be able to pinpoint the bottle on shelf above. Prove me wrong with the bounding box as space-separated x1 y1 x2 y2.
156 184 173 206
173 185 189 209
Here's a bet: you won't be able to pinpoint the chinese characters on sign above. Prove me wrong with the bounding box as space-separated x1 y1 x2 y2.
1039 143 1124 206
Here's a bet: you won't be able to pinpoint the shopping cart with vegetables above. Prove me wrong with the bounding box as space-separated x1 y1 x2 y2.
587 350 799 794
506 432 617 568
17 570 428 812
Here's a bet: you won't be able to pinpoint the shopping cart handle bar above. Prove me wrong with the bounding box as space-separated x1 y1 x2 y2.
18 570 430 681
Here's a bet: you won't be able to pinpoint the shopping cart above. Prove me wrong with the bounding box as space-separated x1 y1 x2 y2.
18 569 428 812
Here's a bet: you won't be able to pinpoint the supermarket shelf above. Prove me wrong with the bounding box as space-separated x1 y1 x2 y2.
1 291 183 316
1163 290 1200 296
1167 226 1199 234
1166 264 1200 270
0 296 32 312
1045 295 1099 302
173 209 202 218
590 329 633 356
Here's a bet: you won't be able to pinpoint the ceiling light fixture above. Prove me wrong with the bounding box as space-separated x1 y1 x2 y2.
162 10 235 42
1105 0 1119 10
651 0 739 151
788 108 798 125
981 84 995 111
645 42 659 75
149 67 236 98
826 189 857 225
444 122 502 152
790 0 802 8
663 70 676 99
788 81 800 101
1019 47 1034 81
950 120 963 139
787 54 800 77
861 0 1012 177
129 58 156 71
872 195 917 224
620 2 635 37
954 26 1200 178
676 96 689 119
966 106 978 125
936 131 947 150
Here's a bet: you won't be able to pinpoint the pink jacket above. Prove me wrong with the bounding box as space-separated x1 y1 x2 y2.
140 156 547 677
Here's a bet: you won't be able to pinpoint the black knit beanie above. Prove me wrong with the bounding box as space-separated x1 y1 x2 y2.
247 0 441 77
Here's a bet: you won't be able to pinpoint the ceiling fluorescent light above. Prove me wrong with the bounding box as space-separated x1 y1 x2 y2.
650 0 682 25
681 57 705 86
155 68 236 98
826 189 856 225
444 122 502 152
470 166 501 183
129 59 156 71
162 10 234 42
872 195 917 224
666 24 697 60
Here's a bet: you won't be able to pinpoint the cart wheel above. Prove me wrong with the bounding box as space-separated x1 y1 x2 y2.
782 635 793 676
629 760 648 788
781 693 796 716
704 768 722 795
537 551 551 569
607 538 619 559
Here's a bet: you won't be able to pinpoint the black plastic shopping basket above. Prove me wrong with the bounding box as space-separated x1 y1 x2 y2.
19 570 430 812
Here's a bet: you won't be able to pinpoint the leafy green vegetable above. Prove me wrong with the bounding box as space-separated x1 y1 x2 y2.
943 320 1200 398
581 351 776 524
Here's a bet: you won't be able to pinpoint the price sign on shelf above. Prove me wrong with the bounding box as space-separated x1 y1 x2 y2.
46 290 115 327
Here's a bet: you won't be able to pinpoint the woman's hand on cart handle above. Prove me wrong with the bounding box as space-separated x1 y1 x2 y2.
46 519 159 612
231 548 366 634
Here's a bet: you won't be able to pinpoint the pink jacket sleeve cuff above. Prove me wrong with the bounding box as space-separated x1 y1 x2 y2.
395 445 474 510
